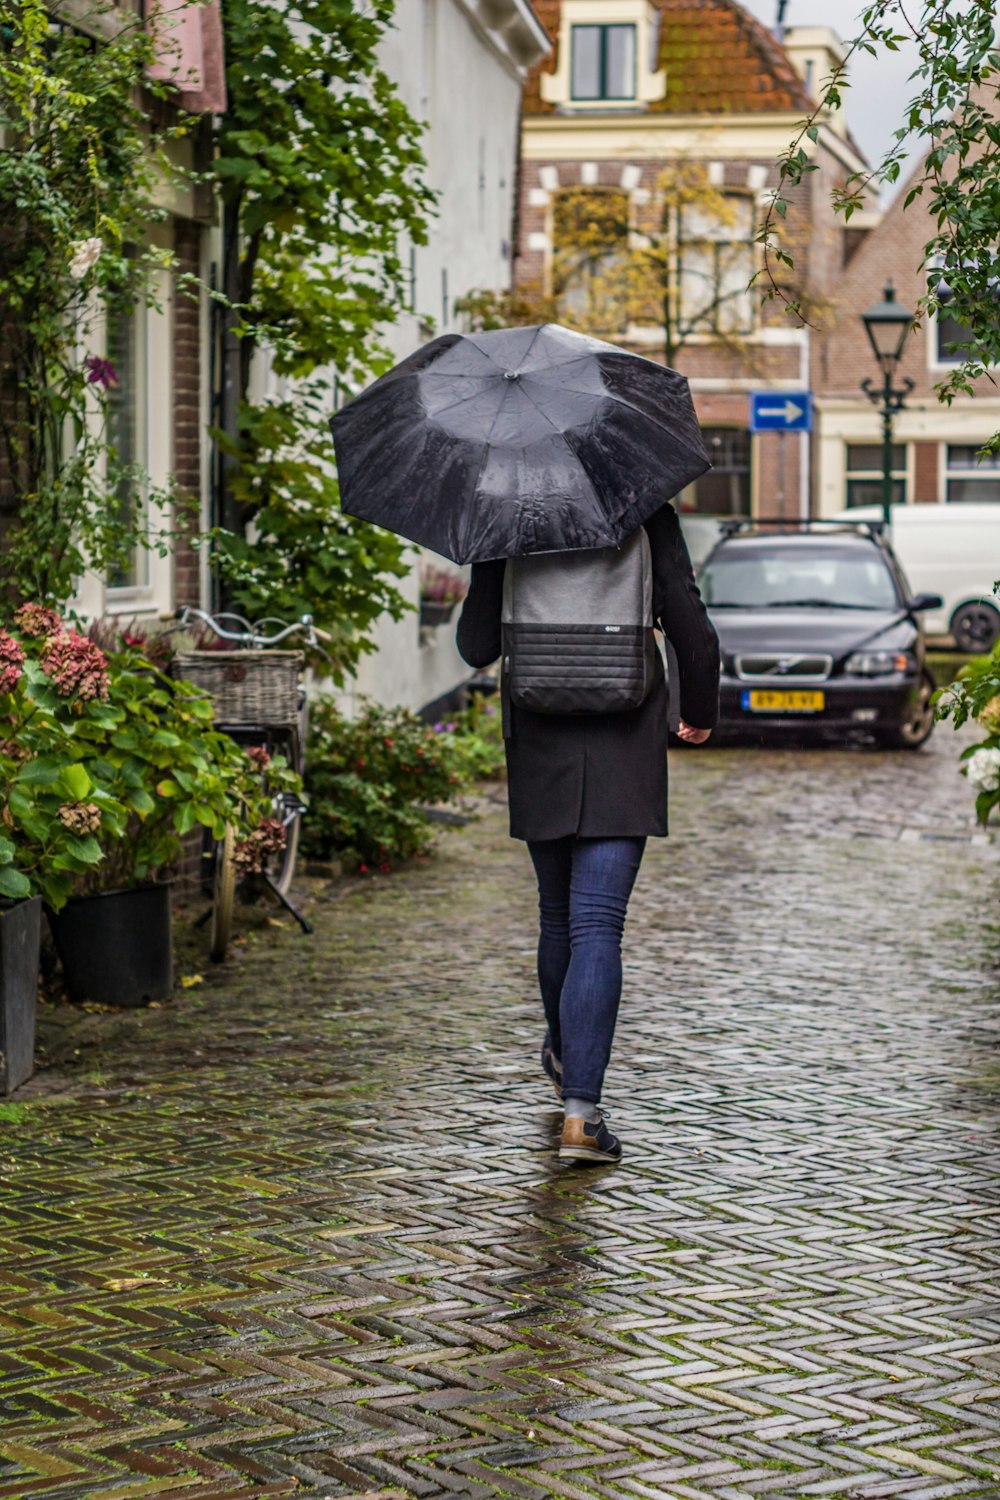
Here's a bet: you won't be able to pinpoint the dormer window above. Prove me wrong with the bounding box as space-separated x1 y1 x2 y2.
541 0 665 110
571 24 636 101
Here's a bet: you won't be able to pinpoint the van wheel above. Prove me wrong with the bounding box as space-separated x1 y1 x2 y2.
877 670 935 750
951 601 1000 654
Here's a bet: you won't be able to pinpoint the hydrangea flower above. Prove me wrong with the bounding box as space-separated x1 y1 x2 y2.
40 632 110 702
232 817 286 874
13 603 63 640
964 746 1000 792
57 802 102 835
0 632 25 695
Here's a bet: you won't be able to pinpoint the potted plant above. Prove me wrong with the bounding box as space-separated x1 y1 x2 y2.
419 565 467 628
1 608 299 1010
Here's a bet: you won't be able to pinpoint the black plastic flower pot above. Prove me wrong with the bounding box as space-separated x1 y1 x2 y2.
419 599 457 628
0 897 41 1095
47 884 173 1009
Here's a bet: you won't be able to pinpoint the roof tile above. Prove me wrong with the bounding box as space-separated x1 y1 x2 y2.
524 0 813 116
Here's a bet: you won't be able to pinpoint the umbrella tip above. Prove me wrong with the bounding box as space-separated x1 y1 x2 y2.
502 370 521 382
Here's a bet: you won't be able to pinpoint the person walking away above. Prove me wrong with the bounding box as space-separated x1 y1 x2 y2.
457 501 720 1165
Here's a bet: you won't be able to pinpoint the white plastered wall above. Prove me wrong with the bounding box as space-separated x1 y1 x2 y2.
344 0 538 713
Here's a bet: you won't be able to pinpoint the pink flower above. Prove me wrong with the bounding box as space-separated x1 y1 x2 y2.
57 802 101 835
0 632 25 695
41 632 110 702
245 746 272 771
83 355 119 390
13 603 63 640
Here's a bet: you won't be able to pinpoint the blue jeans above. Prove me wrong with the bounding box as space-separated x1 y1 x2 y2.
527 836 646 1104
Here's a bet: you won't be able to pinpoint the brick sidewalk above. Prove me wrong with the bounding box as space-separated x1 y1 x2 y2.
2 735 1000 1498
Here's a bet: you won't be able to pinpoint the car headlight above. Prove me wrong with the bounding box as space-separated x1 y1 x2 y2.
844 650 915 676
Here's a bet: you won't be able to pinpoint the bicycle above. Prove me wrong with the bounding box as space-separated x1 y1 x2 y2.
168 608 326 962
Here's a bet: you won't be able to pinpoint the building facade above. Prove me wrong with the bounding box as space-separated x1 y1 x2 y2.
516 0 875 522
50 0 547 715
345 0 550 713
813 152 1000 516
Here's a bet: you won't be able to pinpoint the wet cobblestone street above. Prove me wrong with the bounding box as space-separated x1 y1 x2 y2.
3 730 1000 1499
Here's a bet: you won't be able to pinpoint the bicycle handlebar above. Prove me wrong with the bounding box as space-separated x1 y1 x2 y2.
172 606 326 652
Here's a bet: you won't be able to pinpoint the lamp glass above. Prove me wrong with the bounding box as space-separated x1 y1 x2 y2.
862 285 913 366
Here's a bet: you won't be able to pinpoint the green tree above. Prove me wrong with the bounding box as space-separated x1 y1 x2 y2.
207 0 435 677
760 0 1000 432
461 168 757 365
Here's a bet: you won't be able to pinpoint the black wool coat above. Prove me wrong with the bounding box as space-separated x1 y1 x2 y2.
456 503 720 842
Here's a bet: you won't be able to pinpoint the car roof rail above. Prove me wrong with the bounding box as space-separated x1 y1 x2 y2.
716 517 887 542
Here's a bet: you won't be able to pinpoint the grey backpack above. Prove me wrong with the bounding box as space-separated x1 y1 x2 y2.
501 528 657 716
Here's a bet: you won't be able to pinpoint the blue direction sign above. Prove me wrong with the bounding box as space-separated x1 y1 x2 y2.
749 391 813 433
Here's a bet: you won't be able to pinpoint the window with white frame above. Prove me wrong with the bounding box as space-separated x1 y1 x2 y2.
677 195 755 335
677 427 752 515
844 443 907 508
105 302 149 592
932 268 998 366
570 23 637 100
934 279 974 365
552 187 630 333
945 444 1000 503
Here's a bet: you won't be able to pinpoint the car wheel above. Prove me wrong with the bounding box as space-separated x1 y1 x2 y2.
951 600 1000 654
877 670 935 750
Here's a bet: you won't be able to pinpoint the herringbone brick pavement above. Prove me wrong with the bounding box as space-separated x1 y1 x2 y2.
2 738 1000 1499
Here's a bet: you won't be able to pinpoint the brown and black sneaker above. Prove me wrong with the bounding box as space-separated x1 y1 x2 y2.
559 1110 622 1164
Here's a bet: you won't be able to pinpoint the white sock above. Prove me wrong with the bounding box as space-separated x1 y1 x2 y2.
565 1097 600 1122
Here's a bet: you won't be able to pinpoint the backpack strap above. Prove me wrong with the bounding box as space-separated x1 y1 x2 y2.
663 637 681 734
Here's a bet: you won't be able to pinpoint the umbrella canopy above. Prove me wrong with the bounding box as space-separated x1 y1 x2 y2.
330 323 711 564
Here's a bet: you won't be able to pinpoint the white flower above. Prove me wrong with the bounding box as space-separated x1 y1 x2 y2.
69 237 103 282
964 746 1000 792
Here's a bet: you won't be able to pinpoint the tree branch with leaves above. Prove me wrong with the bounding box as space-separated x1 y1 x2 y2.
756 0 1000 431
206 0 435 679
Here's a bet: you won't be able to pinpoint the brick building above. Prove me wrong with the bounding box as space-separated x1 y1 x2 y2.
516 0 877 519
813 151 1000 515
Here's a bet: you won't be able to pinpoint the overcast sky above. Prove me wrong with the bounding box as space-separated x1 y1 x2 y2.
739 0 921 196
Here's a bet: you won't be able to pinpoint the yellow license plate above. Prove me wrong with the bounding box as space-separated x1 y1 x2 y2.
742 689 825 713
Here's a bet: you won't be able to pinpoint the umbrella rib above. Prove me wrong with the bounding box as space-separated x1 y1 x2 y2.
465 323 546 372
592 387 711 464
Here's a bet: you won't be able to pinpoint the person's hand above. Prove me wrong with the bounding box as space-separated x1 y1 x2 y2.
677 720 711 744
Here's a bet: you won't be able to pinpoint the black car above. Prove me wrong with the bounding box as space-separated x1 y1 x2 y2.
697 522 942 748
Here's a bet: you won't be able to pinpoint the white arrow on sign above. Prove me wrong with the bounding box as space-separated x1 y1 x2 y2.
758 399 805 424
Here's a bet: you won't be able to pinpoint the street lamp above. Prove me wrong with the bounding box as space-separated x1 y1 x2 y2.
860 283 915 524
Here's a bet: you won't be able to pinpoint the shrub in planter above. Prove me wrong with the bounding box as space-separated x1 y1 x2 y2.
302 698 464 870
430 696 506 783
0 611 300 1004
936 636 1000 824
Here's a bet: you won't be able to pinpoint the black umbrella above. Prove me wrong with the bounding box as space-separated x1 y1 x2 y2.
329 323 711 563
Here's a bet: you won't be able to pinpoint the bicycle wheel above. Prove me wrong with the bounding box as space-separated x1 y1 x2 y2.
265 723 305 896
209 825 236 962
266 796 302 896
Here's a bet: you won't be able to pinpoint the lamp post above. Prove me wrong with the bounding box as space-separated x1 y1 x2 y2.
860 283 915 525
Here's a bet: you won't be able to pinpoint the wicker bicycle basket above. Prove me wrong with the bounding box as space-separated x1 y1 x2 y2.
171 651 303 728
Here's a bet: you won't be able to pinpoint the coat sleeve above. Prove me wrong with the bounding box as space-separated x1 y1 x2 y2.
456 559 505 669
645 505 721 730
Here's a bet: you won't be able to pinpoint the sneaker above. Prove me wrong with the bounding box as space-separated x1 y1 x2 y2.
559 1111 622 1164
540 1038 563 1100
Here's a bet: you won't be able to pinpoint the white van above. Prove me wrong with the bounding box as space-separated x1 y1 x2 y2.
829 503 1000 651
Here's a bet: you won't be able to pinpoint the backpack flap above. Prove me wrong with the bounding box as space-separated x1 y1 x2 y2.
502 530 656 716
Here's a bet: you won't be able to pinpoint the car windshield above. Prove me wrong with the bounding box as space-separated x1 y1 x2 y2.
700 545 900 610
